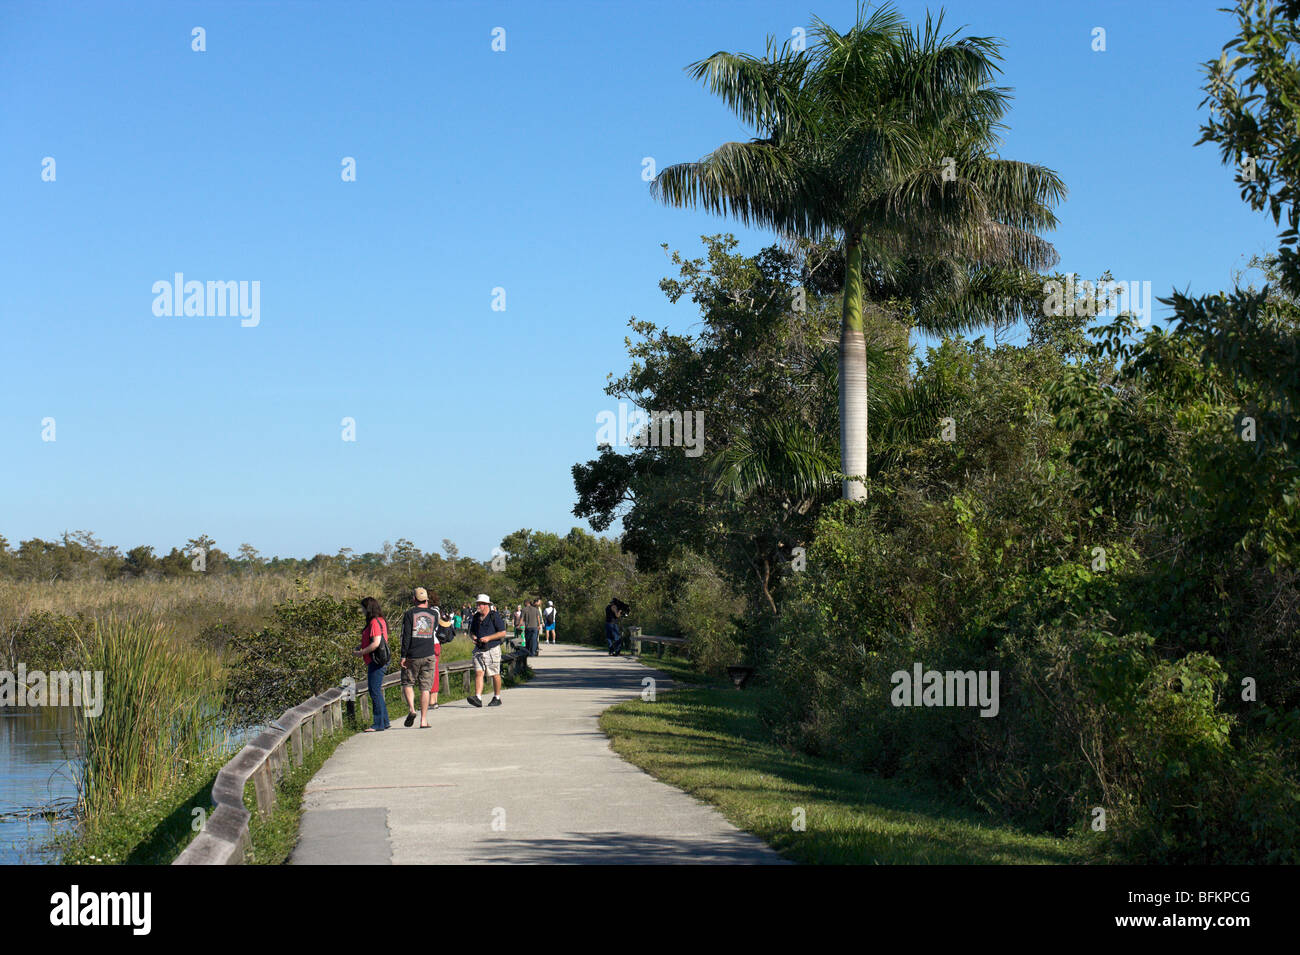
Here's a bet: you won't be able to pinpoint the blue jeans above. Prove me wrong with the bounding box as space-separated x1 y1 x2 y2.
605 622 621 653
525 628 539 656
367 661 390 730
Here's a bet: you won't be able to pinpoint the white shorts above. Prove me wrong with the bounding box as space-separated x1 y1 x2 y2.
473 644 502 676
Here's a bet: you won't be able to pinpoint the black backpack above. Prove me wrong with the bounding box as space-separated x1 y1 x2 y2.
430 606 454 643
367 618 391 667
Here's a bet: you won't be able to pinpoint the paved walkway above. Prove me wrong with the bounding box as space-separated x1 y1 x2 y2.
290 642 782 864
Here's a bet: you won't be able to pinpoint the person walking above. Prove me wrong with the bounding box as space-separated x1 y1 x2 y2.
399 587 441 728
354 596 390 732
453 609 462 633
513 604 524 646
522 597 543 657
542 600 557 644
605 598 627 655
467 593 508 707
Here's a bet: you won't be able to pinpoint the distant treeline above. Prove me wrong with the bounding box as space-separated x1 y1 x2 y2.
0 531 466 580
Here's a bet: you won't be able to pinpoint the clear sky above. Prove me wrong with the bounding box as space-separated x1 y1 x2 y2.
0 0 1279 561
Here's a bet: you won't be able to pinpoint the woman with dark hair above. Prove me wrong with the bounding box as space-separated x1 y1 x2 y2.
355 596 390 732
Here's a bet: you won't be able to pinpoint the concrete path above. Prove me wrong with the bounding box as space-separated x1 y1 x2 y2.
290 642 783 864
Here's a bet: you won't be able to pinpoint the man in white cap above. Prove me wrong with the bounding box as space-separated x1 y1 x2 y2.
466 593 508 707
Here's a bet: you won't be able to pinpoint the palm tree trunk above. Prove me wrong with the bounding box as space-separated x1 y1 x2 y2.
839 232 868 500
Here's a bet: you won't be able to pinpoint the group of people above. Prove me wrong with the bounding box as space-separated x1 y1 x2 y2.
353 588 559 732
508 598 557 657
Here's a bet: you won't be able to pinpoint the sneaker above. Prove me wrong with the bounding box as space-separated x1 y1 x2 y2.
467 695 482 708
488 696 502 706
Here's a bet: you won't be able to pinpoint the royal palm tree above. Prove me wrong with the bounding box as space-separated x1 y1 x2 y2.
652 5 1065 500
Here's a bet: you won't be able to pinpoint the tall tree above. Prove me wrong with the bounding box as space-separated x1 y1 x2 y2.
652 5 1064 499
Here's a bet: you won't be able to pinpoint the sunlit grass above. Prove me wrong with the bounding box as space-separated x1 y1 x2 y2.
602 686 1090 865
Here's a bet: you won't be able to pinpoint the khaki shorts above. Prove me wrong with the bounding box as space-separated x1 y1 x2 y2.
473 644 502 676
401 655 438 693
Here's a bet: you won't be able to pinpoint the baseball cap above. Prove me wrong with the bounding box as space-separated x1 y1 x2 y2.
547 600 553 606
414 587 428 602
476 593 491 604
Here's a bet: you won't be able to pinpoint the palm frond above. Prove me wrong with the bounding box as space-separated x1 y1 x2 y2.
710 417 839 499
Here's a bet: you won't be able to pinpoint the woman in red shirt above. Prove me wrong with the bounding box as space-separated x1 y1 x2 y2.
355 596 391 732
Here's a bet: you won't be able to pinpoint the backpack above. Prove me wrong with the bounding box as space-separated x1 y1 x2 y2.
436 608 456 644
366 618 391 668
544 606 556 624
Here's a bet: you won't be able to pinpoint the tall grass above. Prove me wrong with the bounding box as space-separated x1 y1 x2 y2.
78 615 228 814
0 570 373 648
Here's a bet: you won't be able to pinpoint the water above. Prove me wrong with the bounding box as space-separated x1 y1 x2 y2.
0 705 289 864
0 707 82 863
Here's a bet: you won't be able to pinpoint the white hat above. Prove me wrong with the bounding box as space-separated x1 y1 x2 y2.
547 600 553 606
476 593 491 604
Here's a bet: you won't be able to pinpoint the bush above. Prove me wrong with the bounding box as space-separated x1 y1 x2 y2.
763 333 1300 863
2 610 84 671
225 596 361 724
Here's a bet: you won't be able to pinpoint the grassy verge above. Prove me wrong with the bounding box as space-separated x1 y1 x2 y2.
601 677 1090 865
244 723 356 865
56 749 231 865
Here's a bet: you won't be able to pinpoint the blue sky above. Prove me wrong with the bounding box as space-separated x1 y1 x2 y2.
0 0 1279 561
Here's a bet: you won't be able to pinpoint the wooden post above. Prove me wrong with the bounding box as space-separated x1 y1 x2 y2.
290 725 303 767
252 761 275 816
269 740 286 783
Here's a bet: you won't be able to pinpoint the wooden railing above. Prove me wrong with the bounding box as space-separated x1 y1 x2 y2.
628 629 688 656
174 640 528 865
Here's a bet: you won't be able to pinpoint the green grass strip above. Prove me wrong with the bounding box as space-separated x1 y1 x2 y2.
57 750 230 865
244 723 355 865
601 683 1090 865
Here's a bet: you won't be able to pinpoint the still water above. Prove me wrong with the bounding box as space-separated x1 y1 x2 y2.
0 707 81 863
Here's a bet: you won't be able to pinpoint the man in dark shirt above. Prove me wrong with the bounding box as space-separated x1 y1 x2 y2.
400 587 441 727
522 598 543 658
467 593 508 708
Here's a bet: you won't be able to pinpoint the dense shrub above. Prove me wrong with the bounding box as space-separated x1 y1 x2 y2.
224 596 361 724
1 610 85 671
764 330 1300 863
